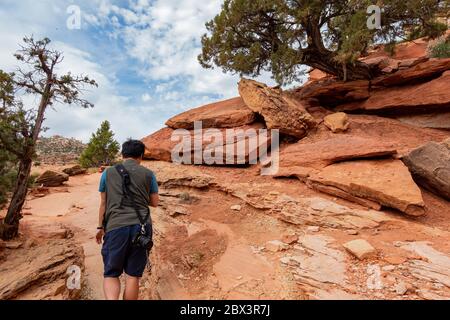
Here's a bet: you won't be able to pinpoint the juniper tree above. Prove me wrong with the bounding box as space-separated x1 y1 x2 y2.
0 37 97 240
79 120 120 168
199 0 448 84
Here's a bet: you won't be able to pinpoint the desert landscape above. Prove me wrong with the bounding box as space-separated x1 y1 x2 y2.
1 35 449 300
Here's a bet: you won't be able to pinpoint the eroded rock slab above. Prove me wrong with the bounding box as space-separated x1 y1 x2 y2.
294 79 370 106
278 135 397 171
166 97 256 130
142 161 216 189
62 165 87 176
403 139 450 200
308 159 425 216
238 78 316 138
218 182 392 230
341 71 450 114
400 242 450 288
277 114 449 174
0 237 84 300
372 58 450 87
35 171 69 187
395 111 450 130
142 123 271 165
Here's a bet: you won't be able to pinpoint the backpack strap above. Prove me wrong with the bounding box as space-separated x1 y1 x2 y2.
102 164 150 229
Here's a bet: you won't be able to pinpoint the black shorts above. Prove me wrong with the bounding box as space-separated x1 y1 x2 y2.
101 224 151 278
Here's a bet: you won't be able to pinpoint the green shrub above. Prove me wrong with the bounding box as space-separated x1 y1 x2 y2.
429 37 450 58
79 120 120 168
0 169 17 207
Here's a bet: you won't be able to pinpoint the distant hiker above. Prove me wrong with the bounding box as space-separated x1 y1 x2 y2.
96 139 159 300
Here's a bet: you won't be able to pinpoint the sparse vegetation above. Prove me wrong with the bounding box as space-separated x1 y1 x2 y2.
0 37 97 240
428 35 450 58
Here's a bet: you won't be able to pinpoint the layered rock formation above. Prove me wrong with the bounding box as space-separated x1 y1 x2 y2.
166 97 255 130
143 123 271 165
141 35 450 217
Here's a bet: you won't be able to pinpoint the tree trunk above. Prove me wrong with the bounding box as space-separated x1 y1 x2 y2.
0 157 32 240
0 85 50 241
303 19 375 81
303 49 374 81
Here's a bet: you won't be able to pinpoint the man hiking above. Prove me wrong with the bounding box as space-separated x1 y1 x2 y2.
96 139 159 300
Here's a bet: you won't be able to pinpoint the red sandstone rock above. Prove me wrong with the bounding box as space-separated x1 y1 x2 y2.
339 70 450 113
372 58 450 87
166 97 256 130
308 159 426 216
143 123 271 165
35 171 69 187
238 79 316 138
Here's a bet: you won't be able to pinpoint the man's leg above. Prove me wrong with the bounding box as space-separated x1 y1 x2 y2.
123 274 140 300
104 277 121 300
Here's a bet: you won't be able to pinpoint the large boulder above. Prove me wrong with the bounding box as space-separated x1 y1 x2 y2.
339 70 450 114
35 171 69 187
62 165 87 176
238 79 316 138
165 97 256 130
307 159 426 216
142 123 271 165
403 139 450 200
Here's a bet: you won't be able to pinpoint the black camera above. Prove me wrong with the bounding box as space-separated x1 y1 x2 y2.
132 230 153 251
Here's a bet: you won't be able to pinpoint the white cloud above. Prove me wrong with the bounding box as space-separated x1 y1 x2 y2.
141 93 152 102
0 0 307 144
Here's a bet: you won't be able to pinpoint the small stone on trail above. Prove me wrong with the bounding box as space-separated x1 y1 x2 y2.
395 282 409 295
307 226 320 232
281 233 298 245
382 265 396 272
230 205 242 211
5 241 23 249
343 239 377 260
266 240 289 252
346 230 359 235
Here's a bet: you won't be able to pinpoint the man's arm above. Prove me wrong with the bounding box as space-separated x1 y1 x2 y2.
149 172 159 208
96 192 107 244
150 193 159 208
98 192 107 227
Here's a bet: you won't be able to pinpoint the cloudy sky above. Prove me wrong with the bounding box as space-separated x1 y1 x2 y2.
0 0 297 143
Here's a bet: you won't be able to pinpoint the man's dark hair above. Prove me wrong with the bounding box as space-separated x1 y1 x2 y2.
122 139 145 159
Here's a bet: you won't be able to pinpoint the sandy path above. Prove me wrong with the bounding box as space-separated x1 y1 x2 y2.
25 172 105 300
19 161 450 300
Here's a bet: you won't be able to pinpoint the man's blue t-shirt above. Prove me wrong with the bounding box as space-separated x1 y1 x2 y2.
99 169 158 194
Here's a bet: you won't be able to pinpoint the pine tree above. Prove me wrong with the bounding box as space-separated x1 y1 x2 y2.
198 0 448 84
79 120 120 168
